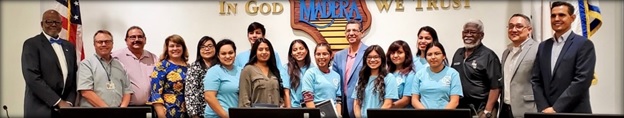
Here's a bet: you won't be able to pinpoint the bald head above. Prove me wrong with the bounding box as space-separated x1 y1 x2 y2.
41 9 62 38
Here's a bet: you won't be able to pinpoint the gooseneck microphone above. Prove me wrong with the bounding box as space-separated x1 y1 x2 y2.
3 105 9 118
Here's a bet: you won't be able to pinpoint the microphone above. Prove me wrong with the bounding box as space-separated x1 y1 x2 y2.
468 104 479 116
3 105 9 118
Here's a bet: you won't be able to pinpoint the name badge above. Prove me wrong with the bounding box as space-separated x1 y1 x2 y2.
107 82 115 89
453 62 460 66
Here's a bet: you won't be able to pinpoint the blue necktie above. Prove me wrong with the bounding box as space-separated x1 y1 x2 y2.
49 38 62 44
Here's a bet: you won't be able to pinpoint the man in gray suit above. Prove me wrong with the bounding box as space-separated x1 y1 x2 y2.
500 14 538 118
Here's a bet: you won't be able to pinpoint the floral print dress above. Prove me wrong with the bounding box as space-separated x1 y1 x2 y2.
149 60 189 118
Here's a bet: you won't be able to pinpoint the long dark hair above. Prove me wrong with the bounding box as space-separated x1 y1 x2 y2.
287 39 311 91
245 38 285 98
356 45 388 105
213 39 237 66
416 26 440 57
195 36 217 69
386 40 415 76
424 41 449 66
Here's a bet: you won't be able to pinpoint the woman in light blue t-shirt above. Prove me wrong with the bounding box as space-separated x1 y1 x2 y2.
414 26 441 69
352 45 399 118
203 39 241 118
301 43 342 114
284 39 312 108
411 42 463 109
386 40 418 108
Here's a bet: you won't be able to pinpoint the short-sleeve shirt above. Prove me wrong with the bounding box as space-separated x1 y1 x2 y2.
392 71 417 99
352 74 399 118
413 56 429 69
203 64 241 118
301 67 342 103
412 66 463 109
283 64 310 108
450 44 502 100
77 54 133 107
111 48 158 105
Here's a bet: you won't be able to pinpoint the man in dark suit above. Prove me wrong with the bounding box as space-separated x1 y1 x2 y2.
531 1 595 114
21 9 78 118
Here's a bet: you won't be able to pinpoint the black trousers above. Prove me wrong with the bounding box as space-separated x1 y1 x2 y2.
499 103 513 118
341 95 351 118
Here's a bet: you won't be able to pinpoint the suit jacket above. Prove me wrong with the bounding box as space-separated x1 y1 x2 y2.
21 33 78 118
501 39 538 117
531 32 595 113
332 43 368 118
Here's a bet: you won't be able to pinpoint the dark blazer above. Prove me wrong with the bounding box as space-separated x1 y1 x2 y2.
21 33 78 118
531 32 595 113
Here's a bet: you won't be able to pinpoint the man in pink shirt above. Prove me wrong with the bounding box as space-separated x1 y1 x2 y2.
332 19 369 118
112 26 158 106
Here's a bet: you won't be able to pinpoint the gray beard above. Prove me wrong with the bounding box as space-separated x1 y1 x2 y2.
464 40 481 49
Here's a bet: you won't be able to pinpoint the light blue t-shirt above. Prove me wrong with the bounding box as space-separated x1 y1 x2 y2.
301 67 342 104
283 64 310 108
391 71 417 108
411 66 463 109
352 74 399 118
392 71 417 98
203 64 242 118
235 50 289 88
413 56 429 70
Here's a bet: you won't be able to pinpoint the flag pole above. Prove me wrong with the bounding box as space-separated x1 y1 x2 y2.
67 0 71 40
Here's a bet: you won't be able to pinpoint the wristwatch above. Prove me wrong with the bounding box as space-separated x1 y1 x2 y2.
484 110 492 118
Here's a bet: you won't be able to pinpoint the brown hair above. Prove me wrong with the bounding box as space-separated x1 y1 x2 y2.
93 30 113 39
159 34 189 62
124 26 145 41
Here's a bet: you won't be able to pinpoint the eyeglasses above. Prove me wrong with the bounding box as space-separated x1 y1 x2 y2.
462 30 480 35
507 24 527 30
95 40 113 45
366 56 381 60
200 45 214 49
127 35 145 39
44 20 62 25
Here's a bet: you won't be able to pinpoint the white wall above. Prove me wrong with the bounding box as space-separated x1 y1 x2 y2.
2 1 622 117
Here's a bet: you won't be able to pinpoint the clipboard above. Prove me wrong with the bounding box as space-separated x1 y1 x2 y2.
314 100 339 118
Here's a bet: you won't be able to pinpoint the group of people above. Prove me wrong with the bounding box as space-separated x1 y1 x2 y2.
22 1 595 118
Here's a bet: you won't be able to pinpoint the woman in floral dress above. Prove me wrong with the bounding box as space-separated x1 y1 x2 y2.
150 34 190 118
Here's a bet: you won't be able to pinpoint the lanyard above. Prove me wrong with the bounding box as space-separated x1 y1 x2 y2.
95 54 112 82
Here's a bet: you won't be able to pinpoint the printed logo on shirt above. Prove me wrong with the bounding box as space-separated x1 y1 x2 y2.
471 60 478 69
441 76 451 86
333 78 340 87
396 76 404 85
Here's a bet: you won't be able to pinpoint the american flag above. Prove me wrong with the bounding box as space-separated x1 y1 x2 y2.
44 0 84 60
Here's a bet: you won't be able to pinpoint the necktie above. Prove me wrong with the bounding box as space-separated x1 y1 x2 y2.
50 38 62 44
